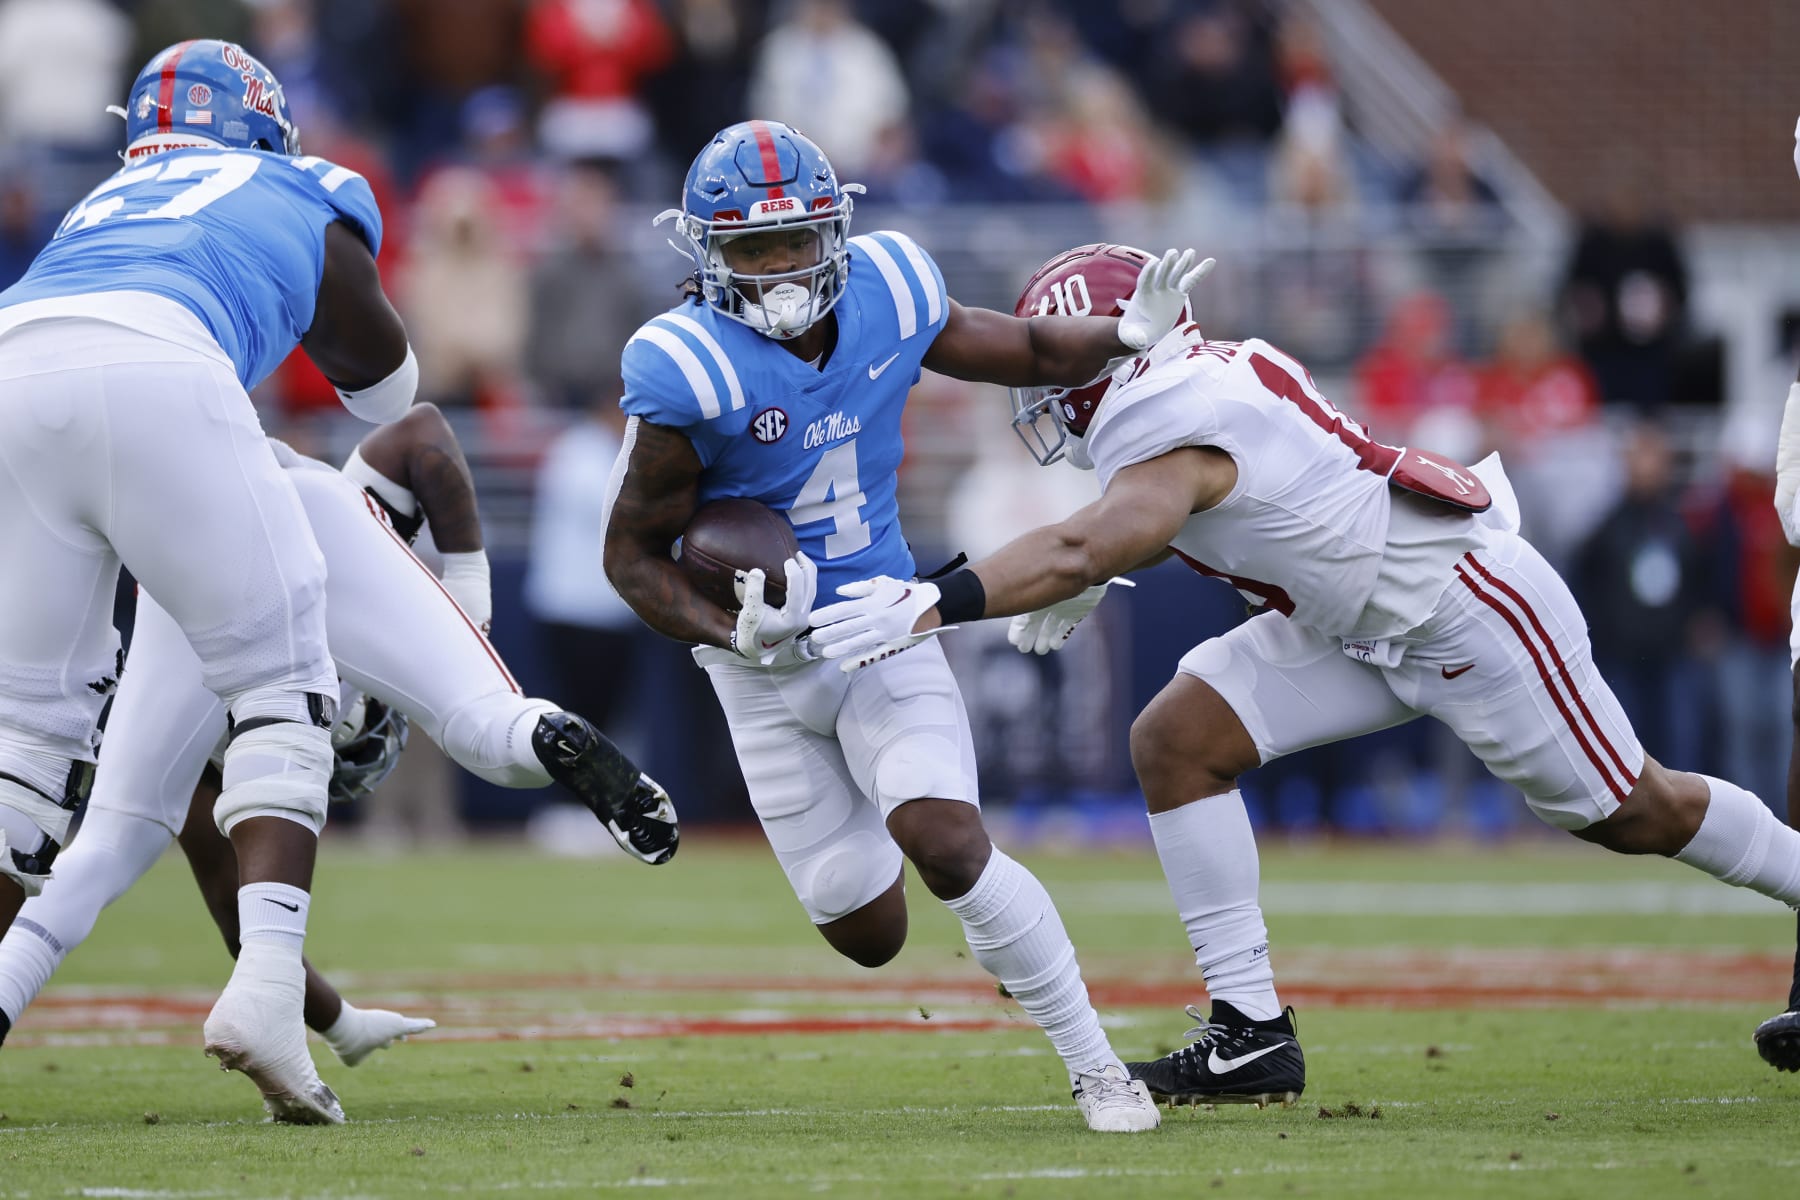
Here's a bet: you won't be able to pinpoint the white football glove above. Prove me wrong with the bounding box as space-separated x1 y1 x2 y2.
730 552 820 666
1776 383 1800 546
1007 577 1135 655
808 576 955 673
1116 249 1217 351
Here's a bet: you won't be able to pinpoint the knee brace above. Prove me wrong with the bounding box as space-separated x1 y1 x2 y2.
0 761 95 896
213 701 336 837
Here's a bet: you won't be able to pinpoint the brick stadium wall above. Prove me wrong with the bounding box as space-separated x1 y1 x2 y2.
1363 0 1798 222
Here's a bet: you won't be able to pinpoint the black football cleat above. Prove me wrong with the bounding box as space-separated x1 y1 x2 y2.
1756 1010 1800 1072
1759 911 1800 1071
1125 1001 1305 1107
532 713 678 865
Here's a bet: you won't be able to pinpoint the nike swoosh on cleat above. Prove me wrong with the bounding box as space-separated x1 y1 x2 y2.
868 352 900 380
1441 663 1475 679
1206 1043 1285 1074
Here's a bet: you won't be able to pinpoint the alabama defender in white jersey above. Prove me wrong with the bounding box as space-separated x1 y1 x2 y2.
1758 218 1800 1068
606 121 1211 1132
0 40 421 1122
814 243 1800 1102
0 405 677 1088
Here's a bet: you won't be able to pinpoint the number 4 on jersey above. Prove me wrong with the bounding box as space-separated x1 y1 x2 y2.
790 439 872 559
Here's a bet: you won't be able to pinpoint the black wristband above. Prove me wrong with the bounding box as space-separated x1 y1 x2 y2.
933 569 986 624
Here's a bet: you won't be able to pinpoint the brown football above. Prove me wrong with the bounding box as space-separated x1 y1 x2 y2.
677 498 801 612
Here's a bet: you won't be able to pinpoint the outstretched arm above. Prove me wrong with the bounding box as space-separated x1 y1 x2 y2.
922 249 1212 388
930 448 1232 624
922 300 1135 388
603 418 736 649
808 448 1233 666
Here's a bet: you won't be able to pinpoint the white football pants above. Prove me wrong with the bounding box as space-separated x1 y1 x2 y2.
86 450 554 838
0 316 334 806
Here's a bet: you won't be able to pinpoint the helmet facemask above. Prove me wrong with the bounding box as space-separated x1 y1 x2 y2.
657 186 859 340
1008 360 1129 468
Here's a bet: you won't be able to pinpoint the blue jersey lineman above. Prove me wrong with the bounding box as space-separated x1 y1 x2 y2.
605 120 1206 1133
0 39 420 1124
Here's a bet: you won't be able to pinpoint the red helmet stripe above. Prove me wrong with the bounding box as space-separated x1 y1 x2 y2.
156 40 194 134
748 120 785 200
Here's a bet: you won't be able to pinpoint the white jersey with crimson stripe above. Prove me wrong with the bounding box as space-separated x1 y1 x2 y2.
1086 329 1482 640
1175 525 1647 828
1086 326 1645 824
85 444 558 838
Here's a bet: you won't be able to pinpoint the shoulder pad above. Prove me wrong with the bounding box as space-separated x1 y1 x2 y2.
851 231 948 342
288 155 383 256
1088 371 1218 487
620 310 747 426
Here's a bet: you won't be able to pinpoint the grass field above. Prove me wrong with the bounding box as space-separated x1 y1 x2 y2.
0 833 1796 1198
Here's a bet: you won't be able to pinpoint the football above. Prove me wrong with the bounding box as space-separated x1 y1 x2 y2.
677 498 801 612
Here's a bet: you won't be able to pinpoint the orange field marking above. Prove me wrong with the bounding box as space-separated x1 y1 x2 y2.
11 946 1786 1049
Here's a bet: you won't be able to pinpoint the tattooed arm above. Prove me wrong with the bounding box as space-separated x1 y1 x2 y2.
604 417 736 648
352 402 483 552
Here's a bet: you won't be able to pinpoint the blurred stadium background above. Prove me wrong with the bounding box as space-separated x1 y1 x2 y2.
4 0 1795 845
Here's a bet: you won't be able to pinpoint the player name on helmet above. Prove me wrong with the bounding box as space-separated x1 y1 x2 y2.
802 411 861 450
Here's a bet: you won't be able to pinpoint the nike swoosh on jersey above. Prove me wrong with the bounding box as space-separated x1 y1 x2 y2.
1441 663 1475 679
868 352 901 380
1206 1042 1284 1074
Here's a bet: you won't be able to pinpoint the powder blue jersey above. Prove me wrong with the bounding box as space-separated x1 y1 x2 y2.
0 146 383 392
621 231 950 600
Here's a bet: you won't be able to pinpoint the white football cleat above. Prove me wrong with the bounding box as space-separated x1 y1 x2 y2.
204 948 345 1125
323 1001 437 1067
1072 1063 1161 1133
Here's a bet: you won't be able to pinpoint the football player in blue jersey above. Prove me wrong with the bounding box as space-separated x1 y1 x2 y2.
0 39 660 1124
0 38 399 1124
605 120 1208 1133
0 405 675 1075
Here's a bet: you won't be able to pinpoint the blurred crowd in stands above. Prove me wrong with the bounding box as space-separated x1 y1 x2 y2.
0 0 1790 837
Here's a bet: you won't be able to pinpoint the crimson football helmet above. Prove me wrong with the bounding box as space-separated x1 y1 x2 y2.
1009 243 1192 465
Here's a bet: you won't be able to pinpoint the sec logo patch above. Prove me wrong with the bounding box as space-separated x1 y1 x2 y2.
188 83 213 105
751 407 788 444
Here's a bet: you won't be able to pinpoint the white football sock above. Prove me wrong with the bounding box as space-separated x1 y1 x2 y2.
1675 775 1800 906
0 807 172 1023
944 847 1120 1078
237 882 310 954
1150 793 1282 1022
439 694 557 788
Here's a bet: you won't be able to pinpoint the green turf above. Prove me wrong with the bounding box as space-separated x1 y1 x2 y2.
0 837 1795 1198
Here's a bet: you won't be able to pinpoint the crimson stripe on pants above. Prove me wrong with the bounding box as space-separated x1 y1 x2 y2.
1453 562 1631 802
1462 553 1638 789
359 491 519 694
